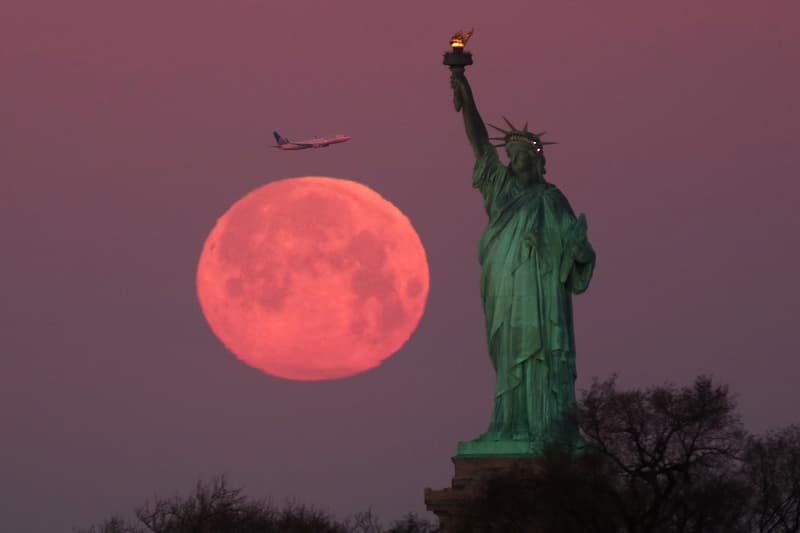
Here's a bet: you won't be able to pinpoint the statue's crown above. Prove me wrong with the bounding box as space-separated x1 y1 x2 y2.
488 117 557 153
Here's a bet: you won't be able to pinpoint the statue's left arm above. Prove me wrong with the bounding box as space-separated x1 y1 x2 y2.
552 191 596 294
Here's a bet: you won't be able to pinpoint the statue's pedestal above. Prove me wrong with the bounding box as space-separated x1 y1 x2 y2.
424 454 544 532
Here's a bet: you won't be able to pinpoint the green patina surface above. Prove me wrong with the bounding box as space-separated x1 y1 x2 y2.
450 70 596 457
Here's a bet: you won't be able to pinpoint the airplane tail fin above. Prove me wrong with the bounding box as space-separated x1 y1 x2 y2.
273 131 289 146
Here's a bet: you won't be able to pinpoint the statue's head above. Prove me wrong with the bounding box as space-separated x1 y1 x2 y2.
489 117 556 184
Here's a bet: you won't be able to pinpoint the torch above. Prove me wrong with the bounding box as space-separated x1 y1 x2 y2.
443 29 474 76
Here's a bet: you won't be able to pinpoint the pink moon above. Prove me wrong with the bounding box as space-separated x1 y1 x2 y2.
196 177 430 381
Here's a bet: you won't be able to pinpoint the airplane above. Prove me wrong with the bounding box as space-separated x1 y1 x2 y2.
272 130 351 150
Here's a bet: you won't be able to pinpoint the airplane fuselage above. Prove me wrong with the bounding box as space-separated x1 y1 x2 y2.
273 131 351 150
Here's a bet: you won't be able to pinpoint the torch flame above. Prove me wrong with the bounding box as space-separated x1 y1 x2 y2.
450 28 474 48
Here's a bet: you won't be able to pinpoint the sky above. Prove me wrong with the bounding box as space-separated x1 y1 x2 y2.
2 1 799 531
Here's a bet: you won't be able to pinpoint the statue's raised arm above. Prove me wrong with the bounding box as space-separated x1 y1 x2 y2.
451 72 495 160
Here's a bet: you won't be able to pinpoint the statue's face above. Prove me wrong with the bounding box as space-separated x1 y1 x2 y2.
506 142 544 183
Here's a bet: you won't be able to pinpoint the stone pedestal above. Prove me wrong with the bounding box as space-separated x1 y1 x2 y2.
424 455 544 532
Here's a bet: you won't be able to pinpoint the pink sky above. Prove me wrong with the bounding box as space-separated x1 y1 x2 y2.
2 1 799 530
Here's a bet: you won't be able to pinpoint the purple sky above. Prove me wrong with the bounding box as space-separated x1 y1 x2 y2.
2 1 799 531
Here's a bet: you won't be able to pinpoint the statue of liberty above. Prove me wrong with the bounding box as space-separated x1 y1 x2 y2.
450 70 596 456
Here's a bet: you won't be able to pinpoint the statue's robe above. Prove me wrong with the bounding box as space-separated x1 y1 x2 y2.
473 150 595 446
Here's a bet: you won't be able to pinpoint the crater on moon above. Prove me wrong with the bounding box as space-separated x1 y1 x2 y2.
196 176 430 381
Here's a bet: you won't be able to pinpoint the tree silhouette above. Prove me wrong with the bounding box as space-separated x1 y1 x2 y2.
744 425 800 533
577 375 751 533
74 478 437 533
74 477 348 533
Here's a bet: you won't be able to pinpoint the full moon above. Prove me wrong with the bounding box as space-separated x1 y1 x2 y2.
196 177 430 381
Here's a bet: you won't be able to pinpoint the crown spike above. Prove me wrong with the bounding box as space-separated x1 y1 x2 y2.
523 121 529 132
502 116 518 131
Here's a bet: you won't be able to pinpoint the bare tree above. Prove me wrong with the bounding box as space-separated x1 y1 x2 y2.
134 477 285 533
384 513 438 533
745 425 800 533
346 509 383 533
577 375 750 533
76 477 347 533
75 478 438 533
73 516 144 533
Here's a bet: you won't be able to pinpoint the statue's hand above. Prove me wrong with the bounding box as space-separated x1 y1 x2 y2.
571 241 595 264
